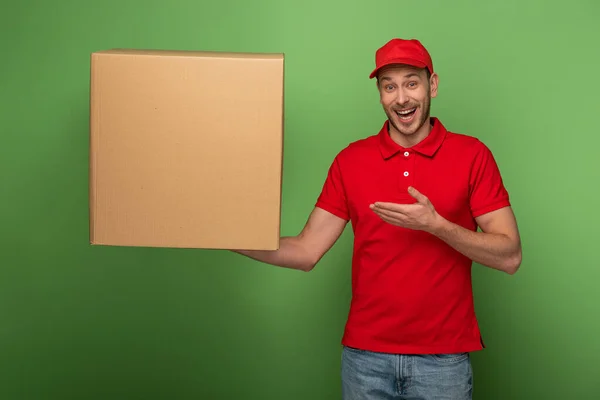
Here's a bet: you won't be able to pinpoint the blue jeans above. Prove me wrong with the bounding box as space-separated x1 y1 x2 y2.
341 346 473 400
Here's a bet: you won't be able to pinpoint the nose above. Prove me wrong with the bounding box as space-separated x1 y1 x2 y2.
395 88 410 105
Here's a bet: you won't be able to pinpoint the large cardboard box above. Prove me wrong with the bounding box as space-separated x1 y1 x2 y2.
89 49 284 250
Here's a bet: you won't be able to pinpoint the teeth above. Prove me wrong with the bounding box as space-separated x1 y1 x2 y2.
396 108 416 115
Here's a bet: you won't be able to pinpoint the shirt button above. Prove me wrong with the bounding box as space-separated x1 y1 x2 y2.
403 171 409 177
404 151 409 157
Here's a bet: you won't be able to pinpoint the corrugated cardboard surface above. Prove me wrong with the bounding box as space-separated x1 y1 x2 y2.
89 49 284 250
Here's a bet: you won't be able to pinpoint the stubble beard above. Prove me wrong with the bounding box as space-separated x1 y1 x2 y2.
387 94 431 137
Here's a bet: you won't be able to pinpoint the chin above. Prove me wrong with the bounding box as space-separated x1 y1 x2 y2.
389 113 421 135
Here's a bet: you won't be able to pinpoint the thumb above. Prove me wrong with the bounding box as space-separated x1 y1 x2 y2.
408 186 428 203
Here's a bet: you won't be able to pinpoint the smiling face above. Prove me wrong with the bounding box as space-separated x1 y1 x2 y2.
377 64 439 147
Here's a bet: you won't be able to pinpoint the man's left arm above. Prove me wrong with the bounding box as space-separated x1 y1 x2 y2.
429 205 522 274
370 186 522 274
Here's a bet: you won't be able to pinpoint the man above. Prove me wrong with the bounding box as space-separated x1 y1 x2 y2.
235 38 522 400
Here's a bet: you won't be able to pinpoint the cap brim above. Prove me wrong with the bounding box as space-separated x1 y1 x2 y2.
369 58 428 79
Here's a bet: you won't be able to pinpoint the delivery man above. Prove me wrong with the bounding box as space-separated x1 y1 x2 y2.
234 38 522 400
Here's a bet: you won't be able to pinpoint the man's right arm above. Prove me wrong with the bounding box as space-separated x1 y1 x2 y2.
232 207 348 272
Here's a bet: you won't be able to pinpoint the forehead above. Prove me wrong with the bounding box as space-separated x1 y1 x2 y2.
378 64 426 81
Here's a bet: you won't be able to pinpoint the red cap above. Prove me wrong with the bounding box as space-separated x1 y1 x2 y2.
369 38 434 79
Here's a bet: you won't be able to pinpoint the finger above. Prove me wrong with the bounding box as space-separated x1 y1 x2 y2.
408 186 429 204
371 202 411 214
373 208 401 219
373 204 420 219
372 208 406 224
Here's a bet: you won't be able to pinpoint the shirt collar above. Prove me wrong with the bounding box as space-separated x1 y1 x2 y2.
378 117 447 159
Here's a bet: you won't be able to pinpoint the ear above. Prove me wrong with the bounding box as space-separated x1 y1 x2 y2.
429 72 439 98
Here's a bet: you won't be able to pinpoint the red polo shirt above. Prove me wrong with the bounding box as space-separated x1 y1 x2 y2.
315 117 510 354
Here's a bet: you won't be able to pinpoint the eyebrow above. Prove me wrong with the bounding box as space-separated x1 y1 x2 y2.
379 72 421 82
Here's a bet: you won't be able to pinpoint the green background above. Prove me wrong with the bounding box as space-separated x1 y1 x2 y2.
2 0 599 399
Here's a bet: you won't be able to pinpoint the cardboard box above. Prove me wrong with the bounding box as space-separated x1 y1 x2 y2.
89 49 284 250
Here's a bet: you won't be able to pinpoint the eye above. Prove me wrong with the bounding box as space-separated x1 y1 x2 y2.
407 82 417 88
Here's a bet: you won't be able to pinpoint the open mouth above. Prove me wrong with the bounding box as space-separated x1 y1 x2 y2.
395 107 417 122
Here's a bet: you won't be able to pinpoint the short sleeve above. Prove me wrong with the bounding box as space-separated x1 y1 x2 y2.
315 156 350 221
469 141 511 218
